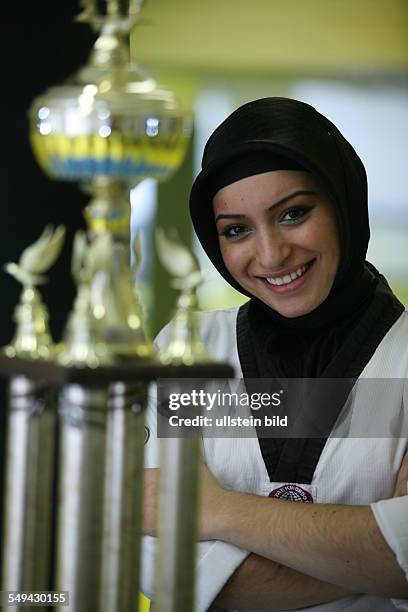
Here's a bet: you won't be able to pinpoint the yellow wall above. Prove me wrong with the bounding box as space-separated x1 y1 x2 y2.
133 0 408 73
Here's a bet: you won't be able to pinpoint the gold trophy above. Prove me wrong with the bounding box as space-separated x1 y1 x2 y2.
2 2 192 611
29 0 191 362
0 2 233 612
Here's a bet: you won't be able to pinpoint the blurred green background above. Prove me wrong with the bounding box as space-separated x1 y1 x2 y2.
126 0 408 336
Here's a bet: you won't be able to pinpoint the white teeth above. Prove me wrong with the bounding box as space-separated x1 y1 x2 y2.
266 264 308 286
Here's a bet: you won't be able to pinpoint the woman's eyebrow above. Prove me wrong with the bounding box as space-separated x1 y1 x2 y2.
214 189 317 223
268 189 317 211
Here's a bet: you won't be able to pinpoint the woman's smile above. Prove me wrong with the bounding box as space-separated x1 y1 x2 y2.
258 258 316 293
213 170 340 318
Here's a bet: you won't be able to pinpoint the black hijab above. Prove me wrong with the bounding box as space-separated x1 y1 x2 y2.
189 98 404 484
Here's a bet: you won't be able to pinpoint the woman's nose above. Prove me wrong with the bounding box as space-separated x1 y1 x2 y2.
255 230 291 269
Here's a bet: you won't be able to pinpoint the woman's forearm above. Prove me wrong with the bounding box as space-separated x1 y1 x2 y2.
213 553 353 611
209 491 408 599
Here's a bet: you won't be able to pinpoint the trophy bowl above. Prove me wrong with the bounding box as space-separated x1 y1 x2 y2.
30 65 191 186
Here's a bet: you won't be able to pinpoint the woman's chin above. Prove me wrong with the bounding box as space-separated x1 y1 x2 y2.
259 295 322 318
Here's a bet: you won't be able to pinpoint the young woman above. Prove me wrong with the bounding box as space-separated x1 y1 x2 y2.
142 97 408 611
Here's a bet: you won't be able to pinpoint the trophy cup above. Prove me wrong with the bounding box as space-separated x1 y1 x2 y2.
0 2 233 611
29 0 191 360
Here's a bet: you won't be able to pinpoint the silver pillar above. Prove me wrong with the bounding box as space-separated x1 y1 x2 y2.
100 381 147 612
155 436 200 612
55 384 108 612
1 375 55 612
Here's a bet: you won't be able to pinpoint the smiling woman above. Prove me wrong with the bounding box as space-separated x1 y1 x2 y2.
141 97 408 612
213 170 340 318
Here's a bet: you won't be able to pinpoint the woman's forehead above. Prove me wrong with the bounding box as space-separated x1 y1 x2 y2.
212 170 321 209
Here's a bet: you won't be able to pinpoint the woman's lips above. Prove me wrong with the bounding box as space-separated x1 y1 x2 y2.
259 259 316 294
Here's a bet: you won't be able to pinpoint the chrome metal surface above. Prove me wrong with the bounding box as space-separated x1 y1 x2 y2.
100 382 147 612
155 435 200 612
55 384 108 612
1 376 55 611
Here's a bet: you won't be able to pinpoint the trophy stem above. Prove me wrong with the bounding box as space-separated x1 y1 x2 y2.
89 25 130 68
83 178 152 359
84 177 131 243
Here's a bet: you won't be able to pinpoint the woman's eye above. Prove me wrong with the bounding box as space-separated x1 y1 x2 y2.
220 225 251 240
279 205 313 225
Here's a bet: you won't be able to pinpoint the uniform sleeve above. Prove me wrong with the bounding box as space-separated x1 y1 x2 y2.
371 496 408 610
141 377 249 612
141 535 248 612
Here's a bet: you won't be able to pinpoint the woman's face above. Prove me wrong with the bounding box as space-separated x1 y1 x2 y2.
213 170 340 318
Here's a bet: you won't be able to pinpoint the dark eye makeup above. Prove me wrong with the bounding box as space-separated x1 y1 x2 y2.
218 204 315 241
219 224 252 240
278 204 314 225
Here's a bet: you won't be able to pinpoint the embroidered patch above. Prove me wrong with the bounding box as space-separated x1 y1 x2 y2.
269 484 314 503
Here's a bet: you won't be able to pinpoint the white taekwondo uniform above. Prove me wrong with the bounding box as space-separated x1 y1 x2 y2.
142 306 408 612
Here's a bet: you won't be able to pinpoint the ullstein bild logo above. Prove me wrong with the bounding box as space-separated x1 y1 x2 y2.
211 414 287 427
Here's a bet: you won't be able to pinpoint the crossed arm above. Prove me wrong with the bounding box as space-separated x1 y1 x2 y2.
143 451 408 610
206 485 408 609
211 554 353 611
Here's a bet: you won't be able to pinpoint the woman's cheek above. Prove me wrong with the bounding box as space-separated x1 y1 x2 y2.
220 243 246 275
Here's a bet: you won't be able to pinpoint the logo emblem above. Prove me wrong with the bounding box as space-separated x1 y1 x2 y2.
269 484 314 503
